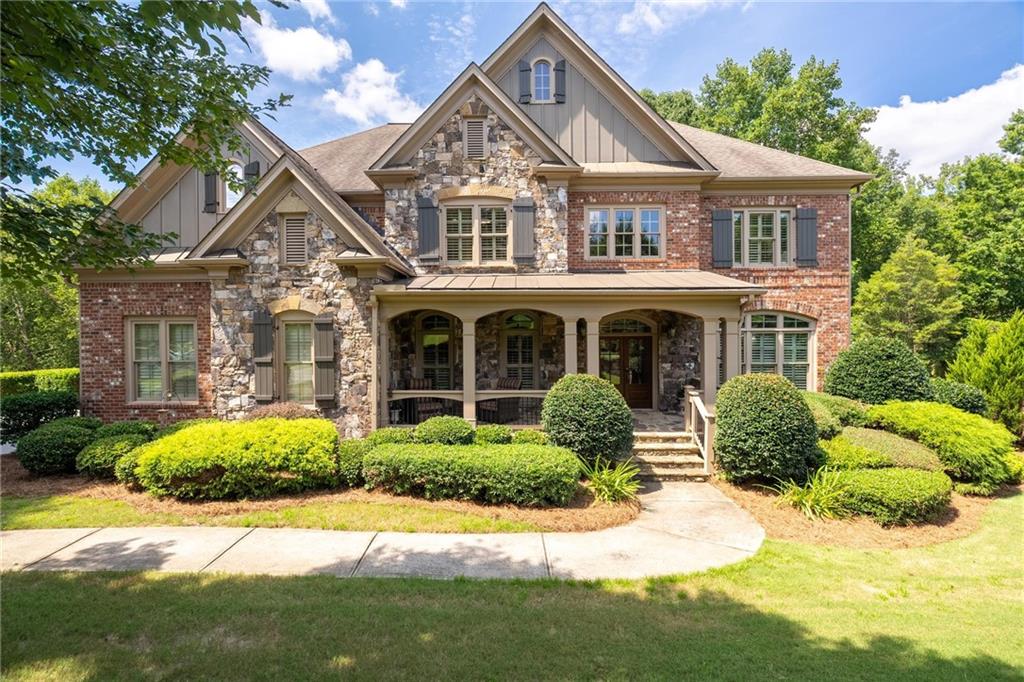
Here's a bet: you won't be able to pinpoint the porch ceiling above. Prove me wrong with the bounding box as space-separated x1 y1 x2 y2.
388 270 765 295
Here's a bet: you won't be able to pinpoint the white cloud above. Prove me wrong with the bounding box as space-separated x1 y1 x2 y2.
322 59 423 126
617 0 720 35
296 0 334 24
246 11 351 81
865 65 1024 177
428 4 476 80
365 3 380 17
390 0 408 8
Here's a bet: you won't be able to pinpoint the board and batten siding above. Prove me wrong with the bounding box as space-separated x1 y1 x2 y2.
498 37 668 163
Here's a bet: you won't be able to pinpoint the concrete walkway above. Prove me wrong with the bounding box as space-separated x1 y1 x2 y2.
0 482 764 580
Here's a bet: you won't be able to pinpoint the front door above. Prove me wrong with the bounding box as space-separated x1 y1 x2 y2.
599 336 653 408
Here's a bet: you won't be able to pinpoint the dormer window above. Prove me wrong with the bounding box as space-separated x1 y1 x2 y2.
533 60 551 102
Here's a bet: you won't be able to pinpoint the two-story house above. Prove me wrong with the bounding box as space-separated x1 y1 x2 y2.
77 3 870 437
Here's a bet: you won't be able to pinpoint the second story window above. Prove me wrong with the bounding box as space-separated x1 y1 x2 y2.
587 206 663 259
224 162 245 210
533 60 551 101
732 209 793 266
444 203 510 265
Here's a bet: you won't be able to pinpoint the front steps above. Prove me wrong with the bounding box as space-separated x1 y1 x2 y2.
630 431 707 481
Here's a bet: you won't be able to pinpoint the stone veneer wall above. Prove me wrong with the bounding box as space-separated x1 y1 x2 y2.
384 96 568 274
79 281 214 423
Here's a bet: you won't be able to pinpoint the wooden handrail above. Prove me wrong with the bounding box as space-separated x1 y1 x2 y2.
684 386 716 475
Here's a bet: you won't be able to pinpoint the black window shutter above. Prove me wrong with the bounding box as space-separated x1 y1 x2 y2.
313 314 336 403
203 172 218 213
796 207 819 267
244 161 260 182
712 209 734 267
512 198 536 264
518 59 532 104
253 309 274 401
416 196 439 262
554 60 566 103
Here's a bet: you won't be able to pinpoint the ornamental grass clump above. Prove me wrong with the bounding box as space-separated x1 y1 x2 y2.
767 467 849 520
580 457 641 503
541 374 633 462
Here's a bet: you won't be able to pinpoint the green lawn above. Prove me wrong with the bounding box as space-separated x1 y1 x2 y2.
0 495 540 533
3 493 1022 680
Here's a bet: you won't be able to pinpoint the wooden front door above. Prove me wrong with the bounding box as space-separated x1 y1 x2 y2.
599 335 653 409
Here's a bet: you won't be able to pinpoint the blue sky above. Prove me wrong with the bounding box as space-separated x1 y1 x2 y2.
50 0 1024 189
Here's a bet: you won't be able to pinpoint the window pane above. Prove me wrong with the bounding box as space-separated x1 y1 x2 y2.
135 362 162 401
505 313 535 330
750 332 776 372
169 363 197 399
749 314 778 329
783 333 809 363
447 236 472 262
783 316 810 329
224 163 245 209
284 324 312 362
588 209 608 257
534 61 550 100
446 207 472 234
134 323 160 362
614 210 634 257
782 363 808 390
480 207 507 234
285 364 314 403
422 314 450 330
168 324 195 362
423 368 451 391
733 212 743 264
422 333 450 366
640 209 660 256
780 211 790 263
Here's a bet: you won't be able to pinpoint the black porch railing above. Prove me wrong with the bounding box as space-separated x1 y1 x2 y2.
387 397 461 426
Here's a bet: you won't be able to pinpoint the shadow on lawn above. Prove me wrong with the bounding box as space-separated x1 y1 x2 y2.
1 571 1018 680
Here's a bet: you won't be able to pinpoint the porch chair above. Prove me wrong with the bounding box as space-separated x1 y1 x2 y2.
477 376 522 425
408 377 445 423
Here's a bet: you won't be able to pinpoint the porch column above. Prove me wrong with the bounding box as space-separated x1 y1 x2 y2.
461 316 477 425
379 317 390 426
724 317 740 382
563 316 578 374
702 317 720 405
585 317 601 376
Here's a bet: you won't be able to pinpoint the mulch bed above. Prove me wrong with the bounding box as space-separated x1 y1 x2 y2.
712 476 1022 550
0 456 639 533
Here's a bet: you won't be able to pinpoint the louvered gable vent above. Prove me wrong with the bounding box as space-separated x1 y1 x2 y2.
464 119 486 159
282 216 307 265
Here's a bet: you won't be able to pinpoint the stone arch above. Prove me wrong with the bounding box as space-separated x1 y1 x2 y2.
267 295 324 316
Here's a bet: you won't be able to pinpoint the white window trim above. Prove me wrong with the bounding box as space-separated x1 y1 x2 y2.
125 318 199 405
531 58 554 104
442 201 512 266
740 312 817 391
731 208 796 267
499 311 539 389
276 311 315 405
584 205 665 260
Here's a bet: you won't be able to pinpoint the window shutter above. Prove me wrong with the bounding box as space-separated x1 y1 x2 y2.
416 196 440 262
464 119 486 159
244 161 260 182
253 309 274 401
796 207 818 266
554 60 566 103
512 197 536 264
518 59 532 104
203 172 218 213
282 216 307 265
313 314 336 402
712 209 734 267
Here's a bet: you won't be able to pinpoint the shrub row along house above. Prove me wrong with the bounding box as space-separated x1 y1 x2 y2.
77 4 869 437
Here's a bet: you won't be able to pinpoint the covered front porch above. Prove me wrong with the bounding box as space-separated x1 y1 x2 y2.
370 271 765 431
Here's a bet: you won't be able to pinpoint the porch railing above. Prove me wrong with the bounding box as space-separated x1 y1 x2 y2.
476 389 547 426
685 386 716 475
386 389 548 426
387 391 462 426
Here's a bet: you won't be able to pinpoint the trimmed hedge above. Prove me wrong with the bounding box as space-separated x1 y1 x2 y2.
868 401 1015 494
153 418 217 439
714 374 820 483
836 468 953 525
366 427 414 446
45 416 102 432
17 423 94 475
414 416 475 445
94 420 158 440
77 434 149 479
824 337 932 404
801 391 868 427
475 424 513 445
0 368 79 396
821 427 943 472
807 401 841 441
114 448 143 486
134 418 339 500
512 429 548 445
243 402 318 421
541 374 633 462
1 390 78 441
363 443 582 506
930 378 987 416
337 438 372 487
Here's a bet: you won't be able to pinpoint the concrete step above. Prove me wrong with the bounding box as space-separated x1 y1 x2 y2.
633 441 700 453
633 454 704 467
638 465 708 481
633 431 692 443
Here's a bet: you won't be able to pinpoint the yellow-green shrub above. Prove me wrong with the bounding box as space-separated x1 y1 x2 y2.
821 427 943 472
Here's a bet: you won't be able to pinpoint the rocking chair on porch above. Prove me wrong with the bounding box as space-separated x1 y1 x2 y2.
407 377 445 423
477 376 522 424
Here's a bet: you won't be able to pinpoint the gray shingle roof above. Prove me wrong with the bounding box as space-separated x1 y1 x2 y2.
299 124 407 193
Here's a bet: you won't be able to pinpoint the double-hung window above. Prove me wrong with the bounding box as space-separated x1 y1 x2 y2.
741 313 814 390
418 314 453 390
732 209 793 266
502 312 538 389
443 203 510 264
587 206 663 259
128 319 198 402
282 320 314 403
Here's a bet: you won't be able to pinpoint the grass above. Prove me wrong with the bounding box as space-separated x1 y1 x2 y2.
0 495 540 533
3 493 1022 680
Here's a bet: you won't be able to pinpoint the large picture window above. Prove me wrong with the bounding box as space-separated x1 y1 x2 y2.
732 209 794 266
128 319 198 402
443 203 510 264
587 206 663 259
741 313 814 390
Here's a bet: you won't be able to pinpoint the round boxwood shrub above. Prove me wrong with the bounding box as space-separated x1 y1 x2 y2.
114 447 143 486
714 374 819 483
824 337 932 404
16 423 95 475
930 378 987 416
366 427 415 446
475 424 513 445
77 434 149 479
541 374 633 462
512 429 548 445
414 416 475 445
94 420 158 440
836 468 953 525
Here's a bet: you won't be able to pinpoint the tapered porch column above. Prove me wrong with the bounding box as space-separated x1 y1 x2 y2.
702 317 720 405
585 317 601 376
563 316 578 375
724 317 740 383
461 316 477 425
378 316 390 427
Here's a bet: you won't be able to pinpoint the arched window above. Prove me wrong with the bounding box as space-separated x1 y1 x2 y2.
533 60 551 102
502 312 538 389
224 161 245 210
600 318 653 335
741 312 815 390
416 313 453 390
